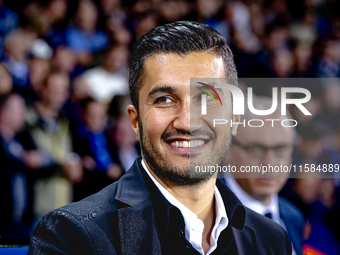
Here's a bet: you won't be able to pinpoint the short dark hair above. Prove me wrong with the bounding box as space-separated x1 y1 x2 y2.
79 97 99 113
128 21 237 111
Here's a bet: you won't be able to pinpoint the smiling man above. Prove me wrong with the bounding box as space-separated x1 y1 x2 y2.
28 21 292 255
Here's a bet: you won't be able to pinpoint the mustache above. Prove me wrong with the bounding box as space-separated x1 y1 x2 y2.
161 129 215 140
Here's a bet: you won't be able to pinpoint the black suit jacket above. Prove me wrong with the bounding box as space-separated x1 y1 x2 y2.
28 157 292 254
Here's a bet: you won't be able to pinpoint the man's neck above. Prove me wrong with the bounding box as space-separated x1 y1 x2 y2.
255 194 272 207
35 101 58 120
144 159 216 220
143 160 216 253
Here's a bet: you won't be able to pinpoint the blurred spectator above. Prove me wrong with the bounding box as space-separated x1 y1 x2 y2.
271 49 294 77
158 0 190 25
106 94 140 171
25 71 82 218
64 0 109 66
248 2 265 38
110 25 132 46
290 10 316 45
26 39 53 102
24 0 68 37
134 11 158 40
2 29 37 88
292 41 312 77
107 116 139 172
83 45 129 103
64 75 91 131
72 97 123 201
100 0 123 20
315 36 340 78
0 62 12 94
51 46 77 76
107 94 131 121
99 0 126 29
221 96 304 255
0 93 52 238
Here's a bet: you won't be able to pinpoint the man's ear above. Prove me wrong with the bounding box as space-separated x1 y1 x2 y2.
127 105 139 141
232 114 240 136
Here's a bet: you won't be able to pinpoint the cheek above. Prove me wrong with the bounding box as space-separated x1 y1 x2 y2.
275 178 288 191
142 110 170 138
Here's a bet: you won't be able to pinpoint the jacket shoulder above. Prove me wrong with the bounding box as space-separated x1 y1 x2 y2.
28 182 121 255
28 209 98 255
279 196 305 223
59 180 120 219
244 207 292 254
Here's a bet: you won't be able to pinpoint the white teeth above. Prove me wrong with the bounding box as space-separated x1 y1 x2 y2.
170 140 206 148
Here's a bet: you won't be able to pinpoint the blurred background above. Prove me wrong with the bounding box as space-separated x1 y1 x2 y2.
0 0 340 254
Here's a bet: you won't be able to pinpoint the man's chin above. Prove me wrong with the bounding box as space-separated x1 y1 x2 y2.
147 159 212 186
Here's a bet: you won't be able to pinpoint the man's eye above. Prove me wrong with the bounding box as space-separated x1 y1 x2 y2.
199 93 218 101
155 96 173 104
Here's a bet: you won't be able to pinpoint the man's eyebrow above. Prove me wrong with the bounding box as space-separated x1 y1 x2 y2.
147 85 176 98
195 82 223 93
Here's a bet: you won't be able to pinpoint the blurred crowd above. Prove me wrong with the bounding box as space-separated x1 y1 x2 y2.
0 0 340 254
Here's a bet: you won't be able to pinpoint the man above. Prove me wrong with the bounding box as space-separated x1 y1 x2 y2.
0 93 50 237
72 97 123 201
221 96 305 255
28 21 291 254
26 72 83 218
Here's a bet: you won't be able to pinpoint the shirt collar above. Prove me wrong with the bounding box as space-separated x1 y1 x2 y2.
142 160 229 254
226 177 281 225
141 160 229 223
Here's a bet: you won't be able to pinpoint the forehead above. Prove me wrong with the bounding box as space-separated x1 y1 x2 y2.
141 52 225 92
86 101 105 111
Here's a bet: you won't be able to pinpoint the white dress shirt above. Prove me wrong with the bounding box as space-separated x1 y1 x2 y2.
83 67 128 103
226 177 281 225
142 160 228 255
226 177 296 255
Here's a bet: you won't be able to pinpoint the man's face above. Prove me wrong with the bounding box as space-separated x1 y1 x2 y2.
227 115 294 200
43 74 69 110
128 52 238 185
84 102 107 132
0 95 25 132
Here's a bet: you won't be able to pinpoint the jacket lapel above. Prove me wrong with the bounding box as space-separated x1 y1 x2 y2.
279 198 302 255
216 179 258 254
118 204 162 255
115 158 162 255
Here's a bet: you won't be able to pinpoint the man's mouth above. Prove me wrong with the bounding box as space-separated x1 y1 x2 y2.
169 140 207 148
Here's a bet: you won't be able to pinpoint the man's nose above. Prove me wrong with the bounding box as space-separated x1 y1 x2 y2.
173 96 203 132
261 149 279 166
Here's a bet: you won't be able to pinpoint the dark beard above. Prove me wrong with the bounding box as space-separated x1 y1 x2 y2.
138 120 232 186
